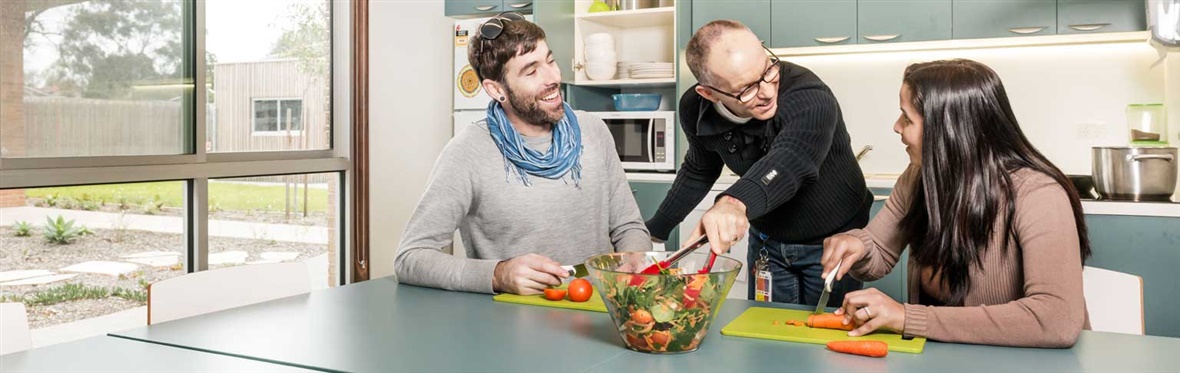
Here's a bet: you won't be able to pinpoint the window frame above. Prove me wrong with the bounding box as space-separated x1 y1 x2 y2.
0 0 355 285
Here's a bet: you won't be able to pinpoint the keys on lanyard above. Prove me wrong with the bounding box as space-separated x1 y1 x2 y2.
754 245 772 302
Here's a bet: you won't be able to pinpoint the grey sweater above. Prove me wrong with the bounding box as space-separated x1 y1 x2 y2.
394 111 651 293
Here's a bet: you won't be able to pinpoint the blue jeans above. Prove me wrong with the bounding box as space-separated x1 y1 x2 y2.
746 229 862 307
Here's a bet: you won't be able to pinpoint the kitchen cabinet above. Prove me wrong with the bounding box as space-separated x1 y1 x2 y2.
629 181 678 250
533 1 574 82
445 0 533 18
691 0 772 43
1057 0 1147 34
952 0 1057 39
770 1 857 48
857 0 952 43
1085 214 1180 338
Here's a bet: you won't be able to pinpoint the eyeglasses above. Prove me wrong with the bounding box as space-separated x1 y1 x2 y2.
700 46 781 103
478 11 526 41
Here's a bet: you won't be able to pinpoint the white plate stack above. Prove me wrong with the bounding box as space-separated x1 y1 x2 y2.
616 61 641 79
584 33 617 81
629 62 674 79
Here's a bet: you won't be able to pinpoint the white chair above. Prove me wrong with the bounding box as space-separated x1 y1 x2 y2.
1 302 33 355
148 262 311 325
1082 266 1144 335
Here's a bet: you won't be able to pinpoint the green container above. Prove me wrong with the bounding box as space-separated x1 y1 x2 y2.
1127 103 1167 146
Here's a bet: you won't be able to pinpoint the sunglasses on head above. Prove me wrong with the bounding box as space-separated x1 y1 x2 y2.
478 12 527 41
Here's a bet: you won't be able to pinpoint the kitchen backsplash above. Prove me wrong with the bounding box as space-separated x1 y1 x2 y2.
786 41 1169 177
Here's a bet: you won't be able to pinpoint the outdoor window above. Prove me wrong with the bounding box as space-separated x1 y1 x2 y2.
252 99 304 134
0 0 347 349
0 182 185 340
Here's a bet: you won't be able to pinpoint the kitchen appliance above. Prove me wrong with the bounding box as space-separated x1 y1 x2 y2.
453 15 535 136
1127 104 1168 146
591 111 676 172
1092 146 1178 202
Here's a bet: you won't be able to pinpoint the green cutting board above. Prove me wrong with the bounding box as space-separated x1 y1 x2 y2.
493 284 607 313
720 307 927 353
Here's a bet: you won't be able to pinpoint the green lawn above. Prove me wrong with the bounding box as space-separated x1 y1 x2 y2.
25 180 330 213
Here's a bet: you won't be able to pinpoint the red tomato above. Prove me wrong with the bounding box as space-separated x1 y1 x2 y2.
567 278 593 302
543 288 567 301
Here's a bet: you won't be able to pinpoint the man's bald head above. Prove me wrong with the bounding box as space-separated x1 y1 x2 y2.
685 20 759 87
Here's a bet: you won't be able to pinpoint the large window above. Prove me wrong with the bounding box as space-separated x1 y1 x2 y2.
0 0 348 347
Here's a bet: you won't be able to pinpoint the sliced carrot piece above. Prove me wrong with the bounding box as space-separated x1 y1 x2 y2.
808 313 854 331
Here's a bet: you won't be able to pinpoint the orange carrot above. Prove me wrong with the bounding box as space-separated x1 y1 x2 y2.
808 313 854 331
826 340 888 357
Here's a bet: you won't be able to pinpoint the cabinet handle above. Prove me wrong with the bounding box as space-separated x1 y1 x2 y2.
863 34 901 42
631 189 638 194
815 36 851 44
1069 23 1110 32
572 62 584 71
508 2 532 8
1008 26 1047 34
474 5 498 11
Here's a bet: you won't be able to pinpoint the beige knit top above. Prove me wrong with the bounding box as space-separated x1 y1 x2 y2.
845 165 1089 348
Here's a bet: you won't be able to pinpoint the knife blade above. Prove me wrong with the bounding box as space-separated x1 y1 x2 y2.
814 259 842 314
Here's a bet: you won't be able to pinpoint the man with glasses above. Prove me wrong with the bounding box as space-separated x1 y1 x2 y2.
395 13 650 295
646 20 872 307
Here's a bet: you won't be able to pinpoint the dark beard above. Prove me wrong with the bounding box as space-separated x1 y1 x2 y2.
504 83 563 126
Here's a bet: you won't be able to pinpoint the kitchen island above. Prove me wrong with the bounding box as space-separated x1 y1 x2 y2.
65 278 1178 372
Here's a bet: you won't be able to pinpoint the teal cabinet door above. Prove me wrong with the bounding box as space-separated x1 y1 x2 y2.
630 181 678 250
532 0 574 82
1057 0 1147 34
857 0 952 43
445 0 503 18
691 0 773 43
770 0 857 48
952 0 1057 39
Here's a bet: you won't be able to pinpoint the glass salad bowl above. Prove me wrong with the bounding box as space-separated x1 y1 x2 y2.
585 251 741 354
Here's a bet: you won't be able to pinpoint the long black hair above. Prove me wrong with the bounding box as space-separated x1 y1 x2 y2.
897 59 1090 305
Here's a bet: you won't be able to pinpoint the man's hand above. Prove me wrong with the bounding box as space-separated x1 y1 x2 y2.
686 196 749 255
492 253 569 295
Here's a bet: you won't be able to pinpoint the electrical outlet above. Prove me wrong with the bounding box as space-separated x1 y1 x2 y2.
1076 122 1106 140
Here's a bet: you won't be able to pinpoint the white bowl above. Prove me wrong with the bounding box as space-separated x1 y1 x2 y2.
585 33 614 46
586 63 617 81
584 50 617 64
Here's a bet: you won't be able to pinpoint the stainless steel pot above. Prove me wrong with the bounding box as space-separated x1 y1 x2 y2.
615 0 657 10
1092 147 1177 202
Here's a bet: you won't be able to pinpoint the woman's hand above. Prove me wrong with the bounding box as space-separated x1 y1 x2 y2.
834 288 906 337
821 233 866 280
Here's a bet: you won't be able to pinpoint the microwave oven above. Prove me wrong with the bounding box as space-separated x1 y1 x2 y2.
589 111 676 172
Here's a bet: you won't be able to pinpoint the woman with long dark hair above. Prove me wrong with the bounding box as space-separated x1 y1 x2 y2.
820 59 1090 347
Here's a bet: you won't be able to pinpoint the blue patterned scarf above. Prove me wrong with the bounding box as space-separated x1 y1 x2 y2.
485 100 583 187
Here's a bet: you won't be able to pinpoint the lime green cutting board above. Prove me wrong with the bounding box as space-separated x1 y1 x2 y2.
493 284 607 313
720 307 926 353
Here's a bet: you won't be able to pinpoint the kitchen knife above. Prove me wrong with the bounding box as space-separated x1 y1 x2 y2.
814 259 842 315
561 264 588 279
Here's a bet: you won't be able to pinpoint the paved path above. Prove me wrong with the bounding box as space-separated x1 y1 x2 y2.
0 206 327 244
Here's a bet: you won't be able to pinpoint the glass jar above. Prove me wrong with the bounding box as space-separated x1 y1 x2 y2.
1127 104 1167 146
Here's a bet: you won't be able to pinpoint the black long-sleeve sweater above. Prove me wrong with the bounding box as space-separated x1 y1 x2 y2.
646 61 873 245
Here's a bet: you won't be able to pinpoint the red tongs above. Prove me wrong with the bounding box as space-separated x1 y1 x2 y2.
639 235 719 275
